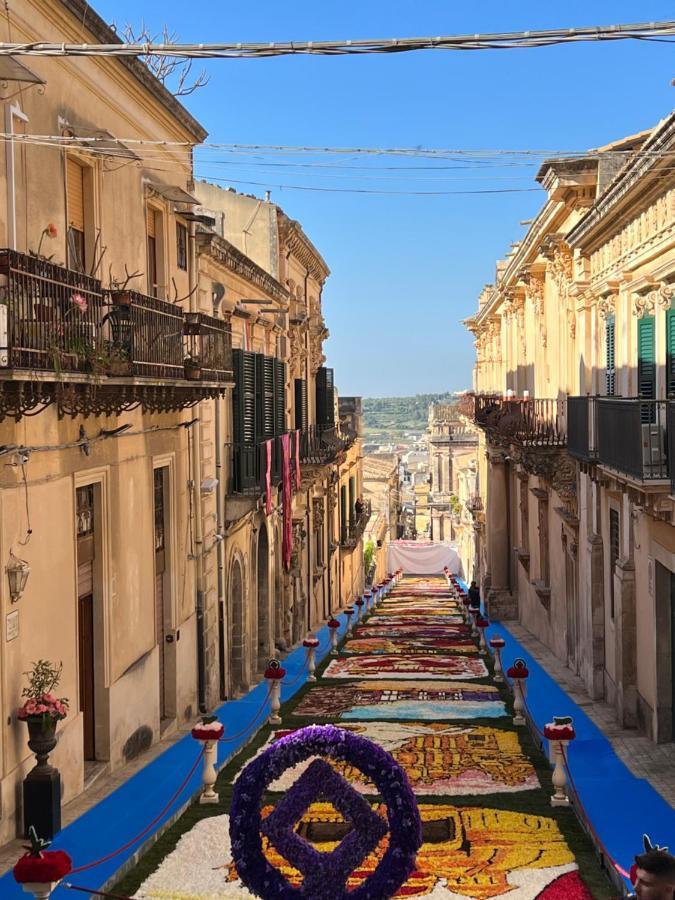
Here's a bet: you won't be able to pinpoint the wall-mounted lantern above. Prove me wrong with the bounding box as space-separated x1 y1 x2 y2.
6 550 30 603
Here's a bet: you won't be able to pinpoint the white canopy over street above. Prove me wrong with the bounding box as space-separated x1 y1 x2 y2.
386 539 461 575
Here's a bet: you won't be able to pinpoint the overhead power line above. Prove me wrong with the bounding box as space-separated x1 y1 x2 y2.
1 20 675 58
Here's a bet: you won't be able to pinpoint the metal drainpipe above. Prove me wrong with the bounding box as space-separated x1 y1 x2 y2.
188 219 207 714
215 393 226 699
306 490 311 632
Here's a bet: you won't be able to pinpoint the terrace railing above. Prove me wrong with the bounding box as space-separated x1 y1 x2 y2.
102 290 184 379
474 396 566 447
596 398 668 481
341 500 372 548
184 311 233 380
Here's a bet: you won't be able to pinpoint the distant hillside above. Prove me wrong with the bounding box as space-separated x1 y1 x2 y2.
363 393 456 435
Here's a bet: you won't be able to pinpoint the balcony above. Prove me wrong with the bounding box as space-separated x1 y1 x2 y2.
474 395 566 447
184 311 233 381
299 425 356 467
0 250 230 420
341 500 372 548
229 435 288 497
569 396 670 483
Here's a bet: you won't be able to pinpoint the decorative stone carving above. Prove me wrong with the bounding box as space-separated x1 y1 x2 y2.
633 281 674 318
597 293 617 320
289 323 308 379
312 497 325 530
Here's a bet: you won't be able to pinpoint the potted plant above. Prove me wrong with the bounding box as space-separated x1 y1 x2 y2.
108 265 142 307
17 661 69 771
104 341 131 376
184 353 202 381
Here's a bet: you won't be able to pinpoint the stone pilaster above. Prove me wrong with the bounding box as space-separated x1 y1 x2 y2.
614 557 637 727
587 532 606 700
485 450 517 620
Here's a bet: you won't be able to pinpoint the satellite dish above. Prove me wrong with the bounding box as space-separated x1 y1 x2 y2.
212 282 225 315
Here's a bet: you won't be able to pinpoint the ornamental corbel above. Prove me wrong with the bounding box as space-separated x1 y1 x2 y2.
633 291 655 319
597 293 616 321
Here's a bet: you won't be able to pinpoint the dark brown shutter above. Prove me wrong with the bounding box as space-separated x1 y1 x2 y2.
256 353 275 440
295 378 308 432
233 349 256 444
274 359 286 435
316 366 335 428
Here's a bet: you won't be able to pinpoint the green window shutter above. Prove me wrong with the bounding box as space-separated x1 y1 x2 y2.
605 315 616 396
232 349 256 444
274 359 286 436
294 378 308 431
349 476 356 525
315 366 335 428
637 315 656 400
255 354 275 441
667 308 675 395
340 484 347 535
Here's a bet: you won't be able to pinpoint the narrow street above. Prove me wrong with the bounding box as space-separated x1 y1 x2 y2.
122 577 611 899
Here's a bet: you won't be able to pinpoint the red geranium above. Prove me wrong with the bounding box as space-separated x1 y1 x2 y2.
14 850 72 884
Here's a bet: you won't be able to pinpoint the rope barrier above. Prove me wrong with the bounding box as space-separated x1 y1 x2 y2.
217 685 273 743
63 884 131 899
69 747 205 875
508 676 632 886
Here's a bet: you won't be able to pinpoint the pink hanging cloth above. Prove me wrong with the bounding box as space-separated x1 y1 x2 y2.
281 433 293 570
294 429 302 491
264 439 273 516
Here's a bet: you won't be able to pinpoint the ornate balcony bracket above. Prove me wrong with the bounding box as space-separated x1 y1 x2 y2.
530 580 551 610
516 550 530 572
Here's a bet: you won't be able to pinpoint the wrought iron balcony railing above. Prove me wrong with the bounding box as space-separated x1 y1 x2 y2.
474 395 566 447
299 424 356 466
184 311 233 380
0 249 104 372
341 500 372 548
569 395 670 482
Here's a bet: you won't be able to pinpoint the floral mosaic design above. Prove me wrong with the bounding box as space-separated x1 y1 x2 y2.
253 723 539 795
292 680 507 720
342 636 478 655
323 654 489 680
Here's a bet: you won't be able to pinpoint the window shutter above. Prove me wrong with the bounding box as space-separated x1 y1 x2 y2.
294 378 308 432
255 354 275 441
233 349 256 444
315 366 335 427
605 315 616 396
637 315 656 400
67 158 85 231
340 484 347 535
147 205 156 239
274 359 286 435
667 308 675 395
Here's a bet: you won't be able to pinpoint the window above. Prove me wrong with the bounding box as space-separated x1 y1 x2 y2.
147 206 165 297
294 378 308 431
519 479 529 554
537 493 549 585
315 366 335 428
605 314 616 396
67 158 86 271
638 315 656 423
609 507 620 620
176 222 188 271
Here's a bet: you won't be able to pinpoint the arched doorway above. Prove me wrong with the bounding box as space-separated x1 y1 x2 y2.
257 525 270 673
230 558 246 695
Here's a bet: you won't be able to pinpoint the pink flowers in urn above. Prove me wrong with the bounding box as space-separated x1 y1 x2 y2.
17 660 69 723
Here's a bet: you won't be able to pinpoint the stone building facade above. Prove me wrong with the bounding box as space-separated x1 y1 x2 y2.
0 0 363 845
427 403 479 579
465 115 675 743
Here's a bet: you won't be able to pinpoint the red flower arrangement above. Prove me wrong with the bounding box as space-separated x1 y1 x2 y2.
191 716 224 742
303 638 320 648
507 658 529 679
354 598 365 607
264 661 286 680
17 660 69 724
327 618 340 629
489 636 506 648
475 615 489 628
344 606 354 614
543 716 576 742
13 827 72 885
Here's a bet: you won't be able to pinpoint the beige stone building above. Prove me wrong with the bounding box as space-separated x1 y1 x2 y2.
465 114 675 743
194 182 364 696
0 0 363 845
362 453 400 581
427 402 479 579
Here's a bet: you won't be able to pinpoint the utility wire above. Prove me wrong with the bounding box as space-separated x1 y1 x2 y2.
1 20 675 57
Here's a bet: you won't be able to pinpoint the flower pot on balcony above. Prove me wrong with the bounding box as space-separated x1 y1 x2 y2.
184 365 202 381
110 290 133 307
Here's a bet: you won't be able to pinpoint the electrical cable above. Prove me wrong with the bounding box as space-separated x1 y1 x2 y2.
1 20 675 58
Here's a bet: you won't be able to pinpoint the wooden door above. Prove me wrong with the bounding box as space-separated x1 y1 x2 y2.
76 485 96 760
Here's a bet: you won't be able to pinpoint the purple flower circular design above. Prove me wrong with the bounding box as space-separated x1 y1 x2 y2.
229 724 422 899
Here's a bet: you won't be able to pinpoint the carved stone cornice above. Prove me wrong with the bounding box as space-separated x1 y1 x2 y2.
278 211 330 284
196 232 290 305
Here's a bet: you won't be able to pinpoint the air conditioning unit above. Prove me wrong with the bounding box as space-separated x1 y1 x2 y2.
641 423 665 474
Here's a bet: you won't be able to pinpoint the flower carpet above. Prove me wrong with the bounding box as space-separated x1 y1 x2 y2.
122 576 613 899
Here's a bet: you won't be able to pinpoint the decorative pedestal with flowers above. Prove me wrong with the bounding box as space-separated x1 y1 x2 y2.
18 661 69 840
264 659 286 725
506 658 529 726
327 617 341 655
544 717 576 807
303 637 320 681
13 826 72 900
191 717 225 805
475 614 489 655
489 635 506 682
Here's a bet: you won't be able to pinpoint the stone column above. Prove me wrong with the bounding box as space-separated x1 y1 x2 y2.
587 532 606 699
486 450 516 619
614 557 637 727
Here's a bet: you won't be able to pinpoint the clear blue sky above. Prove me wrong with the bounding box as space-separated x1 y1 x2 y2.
95 1 675 397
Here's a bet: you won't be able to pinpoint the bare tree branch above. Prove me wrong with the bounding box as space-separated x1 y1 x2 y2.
113 20 210 97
